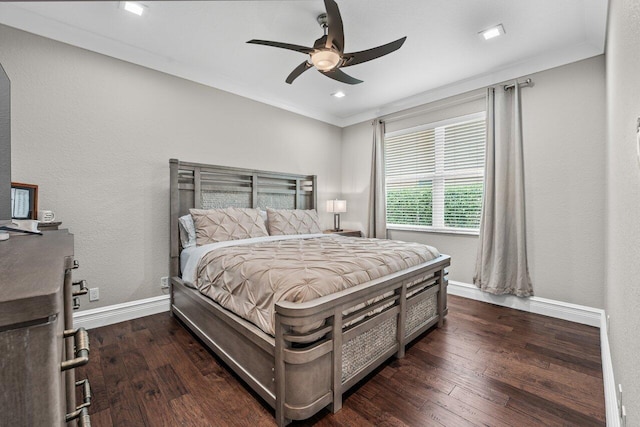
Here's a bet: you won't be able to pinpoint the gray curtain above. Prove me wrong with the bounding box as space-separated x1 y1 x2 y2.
473 84 533 297
368 120 387 239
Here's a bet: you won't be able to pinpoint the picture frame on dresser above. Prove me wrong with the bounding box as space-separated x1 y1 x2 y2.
11 182 38 220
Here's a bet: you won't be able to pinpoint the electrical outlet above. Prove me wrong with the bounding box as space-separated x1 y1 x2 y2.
160 276 169 289
89 288 99 302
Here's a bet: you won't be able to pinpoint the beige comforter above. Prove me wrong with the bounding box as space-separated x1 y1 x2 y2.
195 235 440 335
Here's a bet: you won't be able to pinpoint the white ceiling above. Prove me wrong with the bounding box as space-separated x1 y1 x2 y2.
0 1 607 127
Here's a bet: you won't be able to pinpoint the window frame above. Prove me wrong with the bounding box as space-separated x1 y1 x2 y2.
384 111 486 236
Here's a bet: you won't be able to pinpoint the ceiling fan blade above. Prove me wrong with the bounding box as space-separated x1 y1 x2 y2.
341 36 407 68
286 61 313 84
321 68 363 85
324 0 345 53
247 39 315 54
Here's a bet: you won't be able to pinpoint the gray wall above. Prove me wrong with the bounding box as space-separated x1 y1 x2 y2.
341 56 606 309
606 0 640 424
0 24 342 309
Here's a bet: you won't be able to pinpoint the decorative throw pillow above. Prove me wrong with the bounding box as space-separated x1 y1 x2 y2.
266 208 322 235
178 214 196 248
190 207 268 246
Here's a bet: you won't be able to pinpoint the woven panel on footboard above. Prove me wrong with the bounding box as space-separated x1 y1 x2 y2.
341 316 397 383
405 293 438 338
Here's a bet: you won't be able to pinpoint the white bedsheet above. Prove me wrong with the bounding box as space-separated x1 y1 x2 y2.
179 233 326 287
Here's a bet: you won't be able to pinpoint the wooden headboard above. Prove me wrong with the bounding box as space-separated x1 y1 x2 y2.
169 159 318 277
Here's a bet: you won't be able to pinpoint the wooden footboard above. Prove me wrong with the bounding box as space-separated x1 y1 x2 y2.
170 254 449 426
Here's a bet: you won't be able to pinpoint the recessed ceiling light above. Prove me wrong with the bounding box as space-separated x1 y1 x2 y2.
121 1 146 16
480 24 505 40
332 91 346 98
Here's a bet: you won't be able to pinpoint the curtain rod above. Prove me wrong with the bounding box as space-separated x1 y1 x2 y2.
378 78 534 124
503 78 533 91
379 91 485 124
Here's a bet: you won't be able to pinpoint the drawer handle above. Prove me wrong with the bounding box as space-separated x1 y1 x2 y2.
61 328 90 371
65 379 92 425
72 280 88 297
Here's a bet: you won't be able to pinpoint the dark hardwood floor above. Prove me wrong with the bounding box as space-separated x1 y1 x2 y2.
77 295 605 426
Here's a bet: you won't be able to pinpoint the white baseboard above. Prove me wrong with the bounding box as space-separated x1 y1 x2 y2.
73 294 170 330
447 281 602 327
600 312 620 427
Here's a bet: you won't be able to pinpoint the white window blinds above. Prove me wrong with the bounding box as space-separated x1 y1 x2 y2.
385 112 486 233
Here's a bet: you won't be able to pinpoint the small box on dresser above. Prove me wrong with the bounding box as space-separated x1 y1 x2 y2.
0 230 90 426
38 221 62 231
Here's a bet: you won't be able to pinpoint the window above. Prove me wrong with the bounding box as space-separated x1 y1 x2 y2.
385 112 486 233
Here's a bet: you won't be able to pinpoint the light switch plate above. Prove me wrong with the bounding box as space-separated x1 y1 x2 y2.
89 288 99 302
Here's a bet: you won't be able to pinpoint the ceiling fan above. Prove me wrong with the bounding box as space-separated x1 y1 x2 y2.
247 0 407 85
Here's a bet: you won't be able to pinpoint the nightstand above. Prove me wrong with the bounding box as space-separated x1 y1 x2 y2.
323 229 362 237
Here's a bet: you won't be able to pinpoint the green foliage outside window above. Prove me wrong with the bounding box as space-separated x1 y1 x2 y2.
387 182 483 229
444 183 483 229
386 186 433 226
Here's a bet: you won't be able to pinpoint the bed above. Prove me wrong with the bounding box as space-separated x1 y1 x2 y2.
169 159 450 426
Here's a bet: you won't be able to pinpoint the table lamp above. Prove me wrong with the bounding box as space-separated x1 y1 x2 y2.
326 199 346 231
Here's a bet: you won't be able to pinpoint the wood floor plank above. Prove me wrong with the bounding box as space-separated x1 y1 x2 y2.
476 346 550 370
448 385 537 427
412 339 487 374
343 393 409 427
484 366 605 422
169 394 217 427
86 409 113 427
427 390 514 427
131 369 180 427
153 364 189 401
78 295 604 426
99 343 147 426
525 342 603 374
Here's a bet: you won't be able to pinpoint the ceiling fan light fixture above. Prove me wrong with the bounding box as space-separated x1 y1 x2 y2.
311 50 341 71
248 0 405 84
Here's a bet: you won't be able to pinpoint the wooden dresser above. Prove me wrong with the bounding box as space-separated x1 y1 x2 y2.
0 230 91 426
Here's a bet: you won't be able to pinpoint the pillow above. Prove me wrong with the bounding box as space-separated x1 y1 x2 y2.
266 208 322 235
190 207 268 245
178 214 197 248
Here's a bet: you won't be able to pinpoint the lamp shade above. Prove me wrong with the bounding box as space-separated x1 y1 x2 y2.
326 199 347 213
